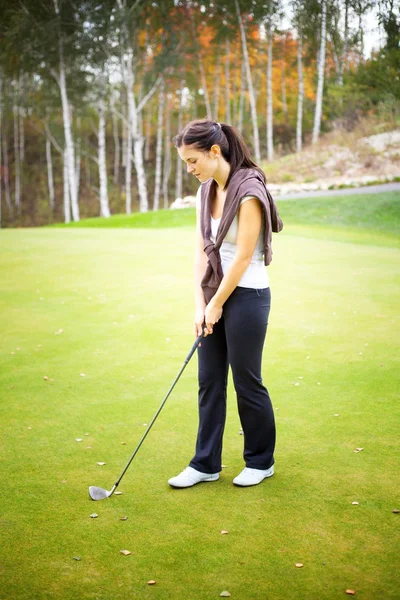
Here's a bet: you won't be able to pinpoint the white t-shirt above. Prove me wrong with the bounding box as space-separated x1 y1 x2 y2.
196 186 269 289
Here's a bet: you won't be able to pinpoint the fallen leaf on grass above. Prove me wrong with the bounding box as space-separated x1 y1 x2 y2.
120 516 128 521
147 580 156 585
120 550 131 556
295 563 304 568
345 590 356 596
353 448 364 453
220 592 231 597
121 442 126 445
90 513 98 519
97 462 106 466
221 530 229 535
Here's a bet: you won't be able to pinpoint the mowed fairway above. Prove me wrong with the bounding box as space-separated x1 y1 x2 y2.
0 195 399 600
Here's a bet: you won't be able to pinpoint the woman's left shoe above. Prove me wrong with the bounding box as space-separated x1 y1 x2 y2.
233 465 274 487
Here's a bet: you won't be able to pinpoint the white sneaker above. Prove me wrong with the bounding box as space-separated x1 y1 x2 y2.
168 466 219 488
233 465 274 487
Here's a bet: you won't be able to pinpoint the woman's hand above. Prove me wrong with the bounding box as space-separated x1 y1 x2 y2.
204 300 223 336
194 307 206 338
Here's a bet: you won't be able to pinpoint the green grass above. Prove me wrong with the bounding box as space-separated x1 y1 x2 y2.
1 194 399 599
52 191 400 240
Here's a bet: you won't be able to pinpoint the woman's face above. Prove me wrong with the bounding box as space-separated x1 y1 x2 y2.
177 144 218 184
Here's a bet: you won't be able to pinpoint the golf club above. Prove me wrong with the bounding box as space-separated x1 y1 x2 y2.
89 333 203 500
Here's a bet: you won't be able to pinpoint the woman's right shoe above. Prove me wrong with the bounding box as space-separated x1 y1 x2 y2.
168 466 220 488
233 465 274 487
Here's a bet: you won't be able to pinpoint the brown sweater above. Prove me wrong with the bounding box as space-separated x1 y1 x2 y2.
200 168 283 303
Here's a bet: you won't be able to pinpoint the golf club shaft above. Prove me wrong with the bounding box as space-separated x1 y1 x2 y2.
113 334 203 488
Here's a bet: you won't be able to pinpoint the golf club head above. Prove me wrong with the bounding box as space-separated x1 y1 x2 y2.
89 485 114 501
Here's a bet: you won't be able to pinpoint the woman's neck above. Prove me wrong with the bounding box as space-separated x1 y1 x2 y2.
213 158 231 190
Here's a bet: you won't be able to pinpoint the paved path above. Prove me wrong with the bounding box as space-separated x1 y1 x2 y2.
276 182 400 201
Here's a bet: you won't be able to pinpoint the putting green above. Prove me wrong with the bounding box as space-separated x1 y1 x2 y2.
0 212 399 599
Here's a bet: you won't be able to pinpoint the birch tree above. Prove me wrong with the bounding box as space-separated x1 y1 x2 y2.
266 22 274 161
225 39 232 124
281 35 289 123
13 82 21 213
312 0 327 144
51 0 79 220
110 90 120 185
188 4 212 119
296 31 304 152
44 119 55 210
163 91 172 209
0 70 2 227
153 78 165 211
235 0 261 162
97 86 110 218
117 0 149 212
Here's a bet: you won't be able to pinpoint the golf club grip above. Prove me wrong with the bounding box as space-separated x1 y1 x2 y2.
184 334 203 364
114 334 203 487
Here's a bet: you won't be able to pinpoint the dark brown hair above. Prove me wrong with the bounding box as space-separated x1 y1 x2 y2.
173 119 266 190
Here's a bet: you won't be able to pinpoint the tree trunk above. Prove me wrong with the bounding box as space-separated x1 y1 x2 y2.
144 105 151 162
63 147 71 224
125 92 132 214
110 92 120 185
13 93 21 213
235 0 261 162
2 132 12 214
19 73 25 162
225 39 231 124
57 36 79 220
153 78 164 211
238 59 245 134
75 114 81 203
296 32 304 153
338 0 349 85
175 87 183 201
213 46 222 121
188 7 212 119
281 36 288 124
358 10 364 62
163 92 172 209
125 48 148 212
121 90 127 168
98 96 110 218
266 24 274 161
0 71 2 227
312 0 327 144
46 132 55 210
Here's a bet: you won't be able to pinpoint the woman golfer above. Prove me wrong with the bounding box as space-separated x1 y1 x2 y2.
168 120 283 488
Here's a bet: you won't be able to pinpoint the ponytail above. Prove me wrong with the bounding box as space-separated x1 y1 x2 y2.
220 124 266 189
173 119 266 190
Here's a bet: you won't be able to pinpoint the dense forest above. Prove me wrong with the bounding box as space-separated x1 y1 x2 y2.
0 0 399 227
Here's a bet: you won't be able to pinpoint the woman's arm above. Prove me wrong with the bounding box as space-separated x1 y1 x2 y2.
204 197 262 335
194 205 208 337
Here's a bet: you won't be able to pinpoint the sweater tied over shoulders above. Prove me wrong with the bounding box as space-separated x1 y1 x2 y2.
200 168 283 304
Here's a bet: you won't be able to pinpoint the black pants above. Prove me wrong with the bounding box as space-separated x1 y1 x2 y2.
189 286 276 474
